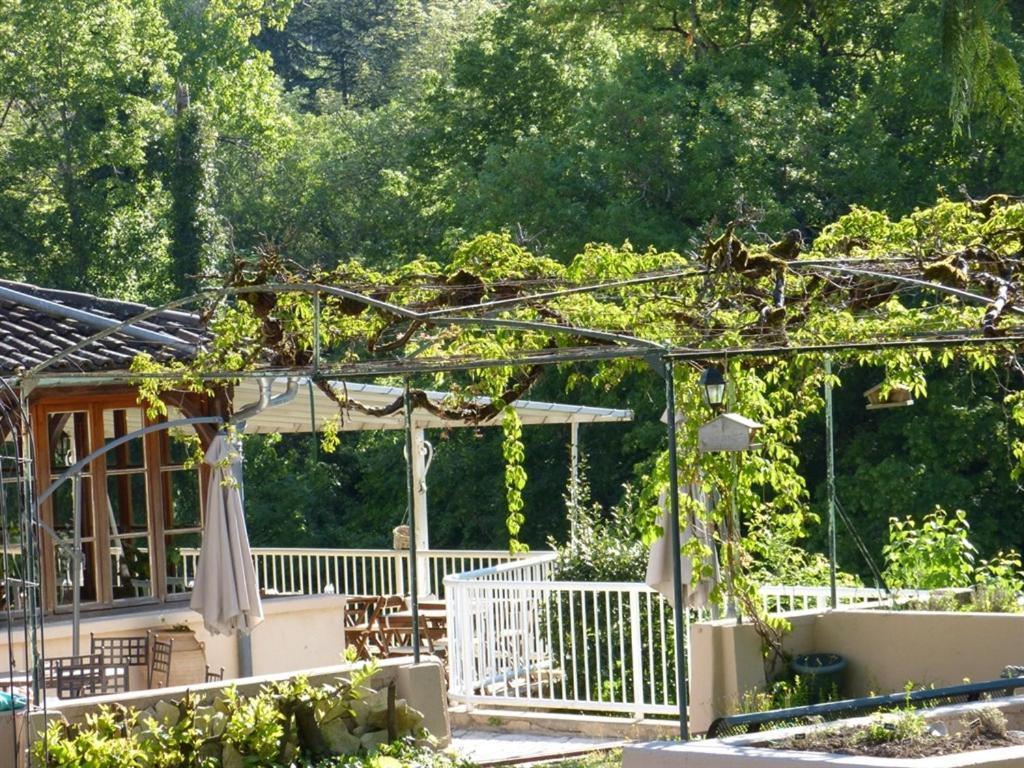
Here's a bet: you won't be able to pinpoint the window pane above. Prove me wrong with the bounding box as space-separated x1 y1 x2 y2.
56 540 97 606
165 532 201 594
167 430 202 467
48 412 90 471
111 536 152 600
165 470 201 530
51 478 93 538
107 473 148 534
104 408 144 470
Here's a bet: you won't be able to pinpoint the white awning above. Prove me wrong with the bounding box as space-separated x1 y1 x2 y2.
235 378 633 433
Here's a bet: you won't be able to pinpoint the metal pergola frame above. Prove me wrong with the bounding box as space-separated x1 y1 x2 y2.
2 267 1023 745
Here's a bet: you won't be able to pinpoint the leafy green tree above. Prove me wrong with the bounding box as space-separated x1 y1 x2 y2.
168 105 225 296
0 0 177 299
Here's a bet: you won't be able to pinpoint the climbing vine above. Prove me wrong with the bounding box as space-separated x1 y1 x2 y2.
501 406 528 553
124 195 1024 618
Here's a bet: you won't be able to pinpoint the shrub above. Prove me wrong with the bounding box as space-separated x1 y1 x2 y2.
882 507 975 590
883 506 1024 611
33 670 441 768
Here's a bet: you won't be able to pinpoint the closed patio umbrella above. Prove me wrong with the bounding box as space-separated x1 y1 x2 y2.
645 408 721 610
645 483 720 610
190 434 264 635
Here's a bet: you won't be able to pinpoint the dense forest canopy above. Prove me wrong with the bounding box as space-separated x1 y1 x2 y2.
3 0 1024 581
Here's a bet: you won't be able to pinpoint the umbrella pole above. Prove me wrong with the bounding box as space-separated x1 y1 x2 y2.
664 359 690 740
403 380 421 664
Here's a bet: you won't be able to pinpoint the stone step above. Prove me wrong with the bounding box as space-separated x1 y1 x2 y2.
449 705 678 741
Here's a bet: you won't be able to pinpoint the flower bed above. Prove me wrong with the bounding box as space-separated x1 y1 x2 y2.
625 697 1024 768
33 668 459 768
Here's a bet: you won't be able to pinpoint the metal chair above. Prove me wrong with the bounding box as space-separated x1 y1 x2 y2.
147 633 173 688
54 654 113 699
90 633 148 691
205 665 224 683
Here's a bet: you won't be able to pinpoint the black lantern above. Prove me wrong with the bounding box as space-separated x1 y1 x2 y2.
699 367 727 412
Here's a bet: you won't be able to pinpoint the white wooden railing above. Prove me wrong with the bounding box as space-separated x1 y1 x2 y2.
173 544 939 719
444 553 688 718
758 584 932 613
177 547 531 598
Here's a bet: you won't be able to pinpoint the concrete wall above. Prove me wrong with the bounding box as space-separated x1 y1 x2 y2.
689 609 1024 734
0 593 347 684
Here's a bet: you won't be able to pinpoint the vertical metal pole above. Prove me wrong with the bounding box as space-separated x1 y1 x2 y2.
312 291 321 375
825 355 837 608
664 359 689 740
569 422 579 541
72 476 82 657
307 380 318 463
403 380 421 663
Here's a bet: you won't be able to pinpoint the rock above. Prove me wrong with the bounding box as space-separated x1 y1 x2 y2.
321 717 362 755
351 689 389 727
222 744 244 768
319 695 355 724
366 699 424 736
928 722 948 737
194 705 227 738
154 700 180 727
360 729 390 751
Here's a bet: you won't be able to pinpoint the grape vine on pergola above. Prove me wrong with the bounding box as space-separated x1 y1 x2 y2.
12 197 1024 739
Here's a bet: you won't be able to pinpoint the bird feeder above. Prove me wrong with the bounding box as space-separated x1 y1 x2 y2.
698 412 763 452
864 383 914 410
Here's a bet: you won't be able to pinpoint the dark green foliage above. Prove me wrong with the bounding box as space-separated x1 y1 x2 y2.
168 105 224 297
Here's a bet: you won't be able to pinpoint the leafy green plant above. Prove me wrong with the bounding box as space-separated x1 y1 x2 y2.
33 667 432 768
973 551 1024 612
882 507 976 590
859 709 927 745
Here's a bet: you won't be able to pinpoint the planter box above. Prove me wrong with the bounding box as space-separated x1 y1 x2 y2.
690 609 1024 734
625 697 1024 768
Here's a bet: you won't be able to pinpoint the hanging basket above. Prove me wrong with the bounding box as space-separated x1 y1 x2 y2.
392 525 410 550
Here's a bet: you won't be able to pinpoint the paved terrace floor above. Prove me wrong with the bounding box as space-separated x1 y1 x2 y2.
451 729 623 766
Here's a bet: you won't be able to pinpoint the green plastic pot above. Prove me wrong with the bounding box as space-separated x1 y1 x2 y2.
791 652 846 703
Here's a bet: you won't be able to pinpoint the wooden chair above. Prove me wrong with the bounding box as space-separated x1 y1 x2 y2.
377 614 434 658
368 595 408 655
343 596 380 660
147 633 173 688
416 599 447 612
205 665 224 683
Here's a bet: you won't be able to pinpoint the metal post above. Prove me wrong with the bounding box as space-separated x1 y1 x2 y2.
17 383 41 705
663 359 690 740
825 355 837 608
403 380 421 663
569 422 579 541
72 475 82 657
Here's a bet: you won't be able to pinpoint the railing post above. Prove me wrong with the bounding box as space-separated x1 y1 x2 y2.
630 588 644 719
394 552 406 597
462 583 477 711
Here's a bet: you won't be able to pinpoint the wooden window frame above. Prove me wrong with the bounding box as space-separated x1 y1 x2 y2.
30 389 206 613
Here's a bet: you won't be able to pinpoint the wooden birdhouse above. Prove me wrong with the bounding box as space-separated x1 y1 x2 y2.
864 383 914 410
698 413 763 452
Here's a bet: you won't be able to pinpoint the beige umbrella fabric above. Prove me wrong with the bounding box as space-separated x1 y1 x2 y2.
645 484 720 610
645 408 721 610
190 434 264 635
